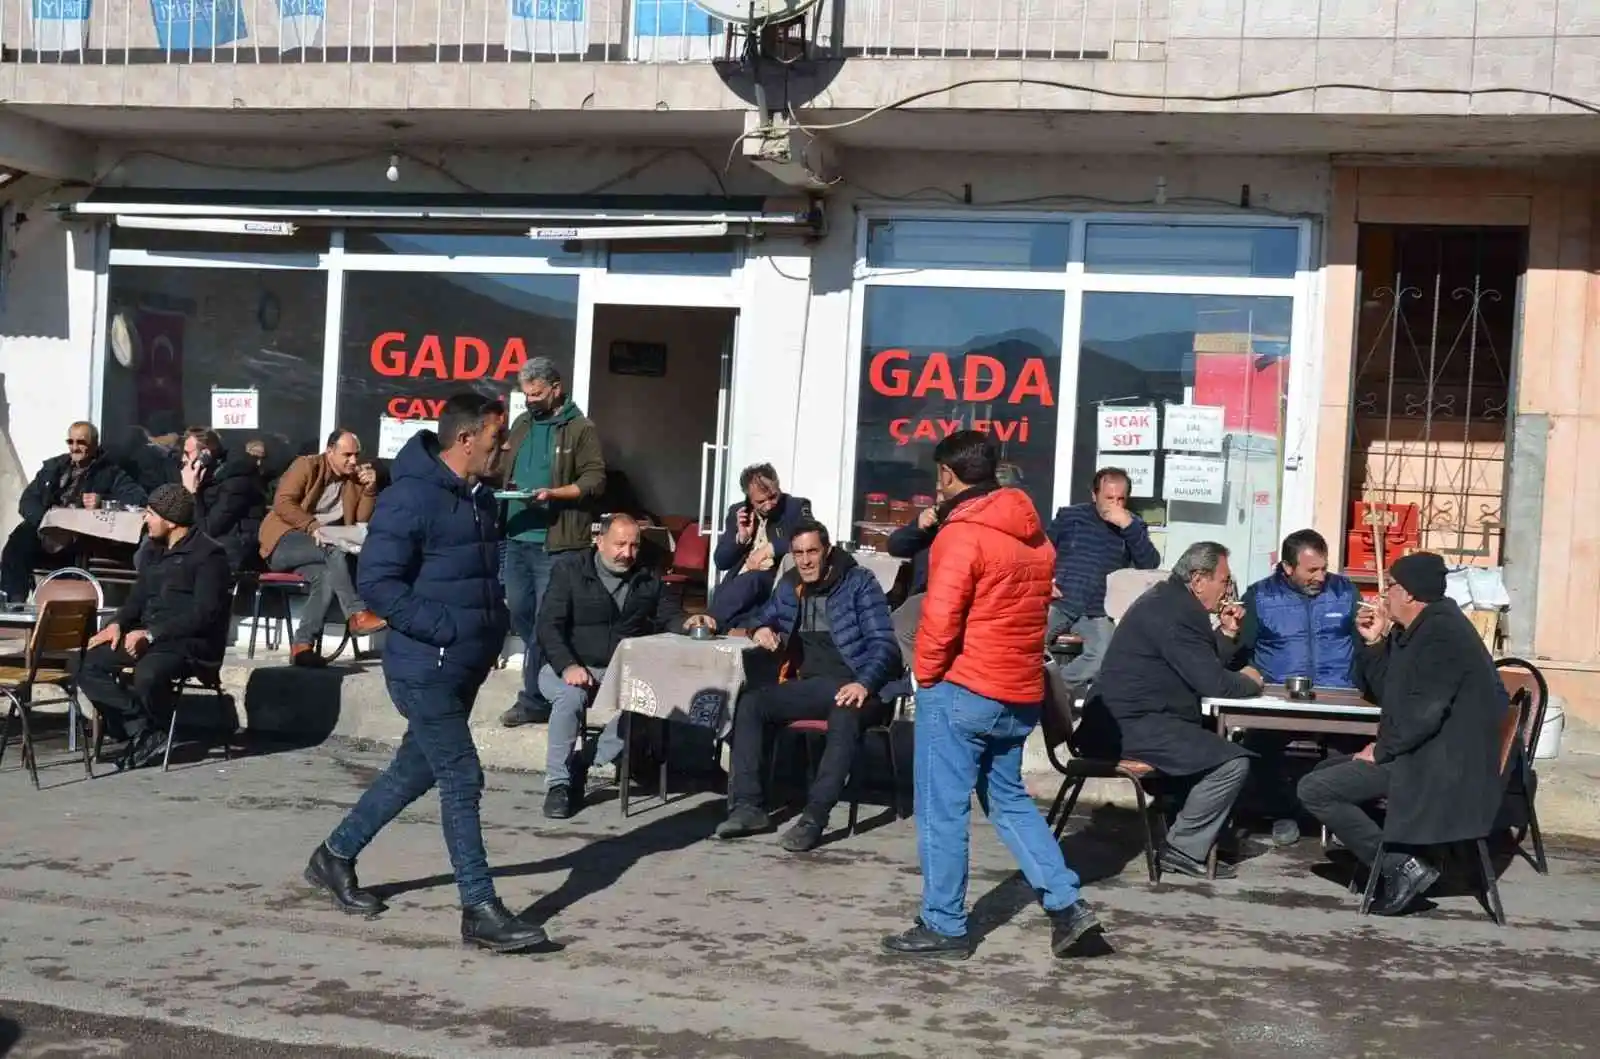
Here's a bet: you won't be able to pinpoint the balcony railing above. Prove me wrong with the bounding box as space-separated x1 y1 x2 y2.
1 0 1164 65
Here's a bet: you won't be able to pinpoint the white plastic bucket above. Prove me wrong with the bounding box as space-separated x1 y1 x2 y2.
1535 697 1565 760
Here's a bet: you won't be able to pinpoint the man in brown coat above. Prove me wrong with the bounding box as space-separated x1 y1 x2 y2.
258 428 386 665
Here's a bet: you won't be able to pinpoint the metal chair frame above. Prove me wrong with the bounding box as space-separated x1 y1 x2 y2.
764 696 908 835
0 599 96 789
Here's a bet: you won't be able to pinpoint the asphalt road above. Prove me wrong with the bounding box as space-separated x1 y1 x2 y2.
2 737 1598 1057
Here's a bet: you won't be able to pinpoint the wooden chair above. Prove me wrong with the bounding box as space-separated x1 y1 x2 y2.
1495 656 1550 874
0 599 97 789
1039 662 1166 885
1358 688 1530 925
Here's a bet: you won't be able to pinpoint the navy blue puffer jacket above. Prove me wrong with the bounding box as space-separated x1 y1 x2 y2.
752 549 902 695
358 431 509 681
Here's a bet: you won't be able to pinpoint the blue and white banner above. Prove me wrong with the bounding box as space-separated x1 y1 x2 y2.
150 0 247 51
506 0 584 56
277 0 323 50
629 0 719 61
30 0 92 54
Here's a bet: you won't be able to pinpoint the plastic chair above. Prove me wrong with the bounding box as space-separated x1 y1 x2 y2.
662 524 710 585
1358 688 1529 925
0 599 96 789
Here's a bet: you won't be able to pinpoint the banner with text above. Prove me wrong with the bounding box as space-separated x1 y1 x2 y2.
506 0 585 54
150 0 247 50
31 0 92 53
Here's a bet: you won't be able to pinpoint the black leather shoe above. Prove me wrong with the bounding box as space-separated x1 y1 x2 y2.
461 899 549 954
779 814 825 853
499 700 551 728
714 804 771 840
543 785 574 820
125 729 170 771
1371 855 1440 916
1049 900 1109 959
304 844 387 916
881 919 971 960
1158 845 1237 881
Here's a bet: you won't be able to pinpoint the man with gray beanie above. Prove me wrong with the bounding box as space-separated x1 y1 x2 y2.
76 483 233 770
1298 551 1509 916
497 357 606 729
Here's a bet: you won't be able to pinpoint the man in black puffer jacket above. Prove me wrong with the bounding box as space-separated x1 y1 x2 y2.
304 394 546 956
179 429 267 574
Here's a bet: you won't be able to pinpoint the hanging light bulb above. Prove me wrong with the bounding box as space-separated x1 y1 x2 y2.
385 153 400 183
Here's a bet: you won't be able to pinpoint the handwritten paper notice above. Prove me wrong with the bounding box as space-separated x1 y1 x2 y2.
378 416 435 459
210 388 259 430
1097 406 1157 452
1163 404 1225 453
1163 454 1226 504
1097 452 1155 498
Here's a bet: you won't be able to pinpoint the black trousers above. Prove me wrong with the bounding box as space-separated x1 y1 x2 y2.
1296 755 1392 866
73 643 192 742
726 676 886 820
0 523 78 602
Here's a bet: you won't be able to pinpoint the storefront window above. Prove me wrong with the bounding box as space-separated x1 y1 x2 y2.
1084 224 1299 278
851 286 1063 547
337 271 579 460
101 266 326 468
1074 292 1293 586
866 219 1071 272
343 230 580 263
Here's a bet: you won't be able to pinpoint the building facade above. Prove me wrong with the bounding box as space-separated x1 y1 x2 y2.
2 0 1599 717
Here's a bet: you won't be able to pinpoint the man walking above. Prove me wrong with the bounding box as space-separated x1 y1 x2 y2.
882 431 1106 961
499 357 607 728
304 394 547 955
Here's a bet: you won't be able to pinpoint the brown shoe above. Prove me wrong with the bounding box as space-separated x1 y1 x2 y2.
291 644 326 668
348 610 388 636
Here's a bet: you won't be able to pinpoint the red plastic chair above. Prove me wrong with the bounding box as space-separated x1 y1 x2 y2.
662 524 710 586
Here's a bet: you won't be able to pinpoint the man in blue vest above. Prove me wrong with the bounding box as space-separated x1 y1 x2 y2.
1231 528 1364 845
1234 529 1361 688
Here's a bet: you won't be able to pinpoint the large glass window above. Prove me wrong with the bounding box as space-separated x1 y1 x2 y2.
850 286 1063 547
337 271 579 460
1074 292 1293 586
866 219 1071 272
1084 224 1299 278
101 266 326 466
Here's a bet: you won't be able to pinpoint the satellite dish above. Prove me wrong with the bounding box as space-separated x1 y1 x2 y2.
691 0 823 26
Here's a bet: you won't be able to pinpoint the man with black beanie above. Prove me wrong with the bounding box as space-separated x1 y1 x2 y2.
76 483 233 770
1298 552 1509 916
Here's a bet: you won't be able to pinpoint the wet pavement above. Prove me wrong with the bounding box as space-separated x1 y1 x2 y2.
1 736 1597 1058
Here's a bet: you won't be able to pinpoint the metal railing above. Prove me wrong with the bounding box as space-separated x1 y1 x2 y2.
1 0 1163 65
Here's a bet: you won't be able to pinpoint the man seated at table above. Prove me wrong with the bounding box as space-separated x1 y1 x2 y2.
1046 466 1162 686
75 484 232 770
1297 553 1508 916
536 512 685 820
1 421 146 601
711 519 901 854
708 463 812 631
1227 528 1365 844
257 428 386 666
1074 541 1264 879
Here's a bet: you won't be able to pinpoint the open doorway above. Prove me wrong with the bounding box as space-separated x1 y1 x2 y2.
586 304 736 592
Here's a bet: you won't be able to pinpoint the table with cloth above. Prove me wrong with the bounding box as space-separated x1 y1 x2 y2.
587 632 759 815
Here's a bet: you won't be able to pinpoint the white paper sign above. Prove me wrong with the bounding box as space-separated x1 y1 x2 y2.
508 390 528 421
1163 454 1226 504
1097 452 1155 498
378 417 436 460
210 388 259 430
1097 406 1157 452
1163 404 1225 453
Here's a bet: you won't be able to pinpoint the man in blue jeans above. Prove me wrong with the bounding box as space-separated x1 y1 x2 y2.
498 357 607 729
304 394 547 955
882 430 1108 961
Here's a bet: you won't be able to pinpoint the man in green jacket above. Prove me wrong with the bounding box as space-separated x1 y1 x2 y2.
499 357 607 728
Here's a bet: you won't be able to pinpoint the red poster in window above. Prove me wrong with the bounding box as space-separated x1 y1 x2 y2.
134 308 185 430
1193 349 1287 437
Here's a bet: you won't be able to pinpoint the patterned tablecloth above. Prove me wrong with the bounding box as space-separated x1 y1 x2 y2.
588 633 756 738
40 507 146 546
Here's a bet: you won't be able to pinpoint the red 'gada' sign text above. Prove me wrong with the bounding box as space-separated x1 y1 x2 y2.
869 348 1055 406
371 332 528 382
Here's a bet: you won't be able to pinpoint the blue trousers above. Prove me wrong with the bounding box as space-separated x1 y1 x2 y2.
503 539 554 708
914 680 1082 937
326 672 496 907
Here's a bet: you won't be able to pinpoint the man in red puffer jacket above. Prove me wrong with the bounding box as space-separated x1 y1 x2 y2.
881 430 1109 963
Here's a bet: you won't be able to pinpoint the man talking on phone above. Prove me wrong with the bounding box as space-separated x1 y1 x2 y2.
1046 467 1161 685
706 463 811 631
258 428 386 666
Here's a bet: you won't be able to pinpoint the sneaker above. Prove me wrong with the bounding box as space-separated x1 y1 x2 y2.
714 804 771 840
880 919 971 960
779 814 825 853
543 785 574 820
1049 900 1109 959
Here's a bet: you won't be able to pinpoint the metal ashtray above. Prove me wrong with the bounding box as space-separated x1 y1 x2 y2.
689 624 717 642
1285 675 1316 701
